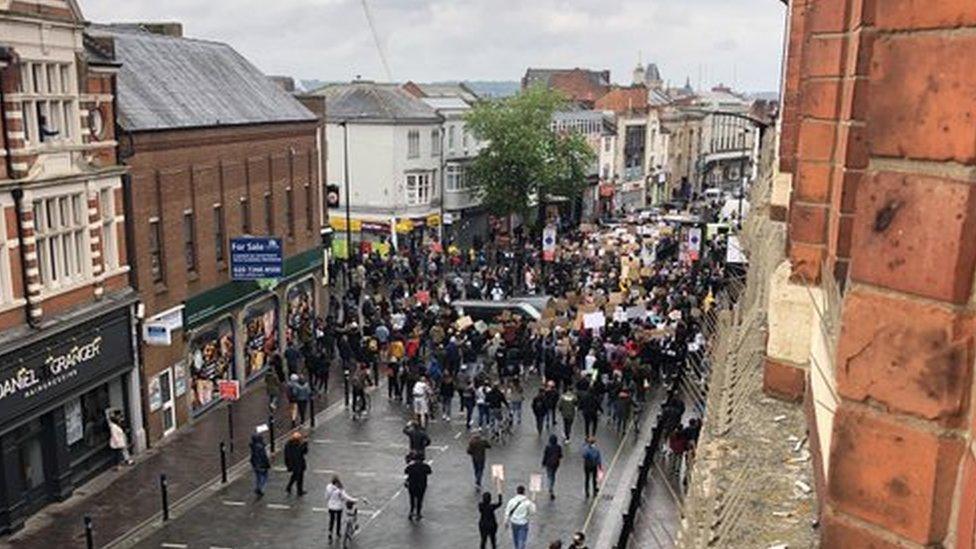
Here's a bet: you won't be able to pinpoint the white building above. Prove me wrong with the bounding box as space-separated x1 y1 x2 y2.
550 110 616 221
309 81 444 253
692 86 759 192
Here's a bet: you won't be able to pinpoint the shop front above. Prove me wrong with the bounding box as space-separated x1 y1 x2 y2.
0 305 137 534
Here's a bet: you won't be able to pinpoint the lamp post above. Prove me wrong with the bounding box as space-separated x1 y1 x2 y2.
341 121 352 282
737 127 748 230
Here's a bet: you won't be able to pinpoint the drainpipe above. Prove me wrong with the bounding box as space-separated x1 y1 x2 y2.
10 189 37 327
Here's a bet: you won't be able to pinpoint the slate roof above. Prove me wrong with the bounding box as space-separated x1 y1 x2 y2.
88 25 315 131
413 82 479 103
523 68 610 88
308 82 441 124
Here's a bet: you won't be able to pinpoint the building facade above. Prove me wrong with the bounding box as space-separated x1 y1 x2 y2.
0 0 142 533
311 81 443 255
550 109 615 221
521 68 610 108
87 24 324 444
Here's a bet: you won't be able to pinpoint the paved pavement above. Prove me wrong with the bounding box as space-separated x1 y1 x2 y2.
122 379 663 549
2 370 338 549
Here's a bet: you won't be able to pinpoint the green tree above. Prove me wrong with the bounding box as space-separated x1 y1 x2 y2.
465 86 596 228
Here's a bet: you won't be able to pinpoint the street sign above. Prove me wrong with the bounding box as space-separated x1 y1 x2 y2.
230 237 283 280
218 379 240 401
326 184 340 208
542 225 557 262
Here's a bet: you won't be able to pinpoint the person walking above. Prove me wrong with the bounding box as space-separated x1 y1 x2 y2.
293 374 312 427
403 421 431 461
541 434 563 500
439 371 456 421
503 485 537 549
325 476 356 543
249 434 270 498
108 412 132 469
264 368 281 412
531 389 547 436
478 491 503 549
558 390 577 444
507 379 525 426
404 453 433 521
284 431 308 496
582 437 603 498
461 381 477 430
578 388 602 439
543 381 559 431
467 433 492 491
568 531 589 549
413 375 432 428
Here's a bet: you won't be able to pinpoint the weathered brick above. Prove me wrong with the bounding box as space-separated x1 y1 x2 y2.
821 511 911 549
868 33 976 163
804 35 845 78
839 123 868 169
797 119 837 163
807 0 848 32
801 78 841 120
762 357 806 402
789 201 829 244
876 0 976 31
840 77 870 122
849 171 976 304
836 287 974 423
839 170 861 213
835 213 855 258
796 160 832 203
957 452 976 549
789 241 826 284
828 405 965 544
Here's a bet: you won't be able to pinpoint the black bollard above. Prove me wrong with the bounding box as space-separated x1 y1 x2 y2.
160 474 170 521
220 442 228 484
84 515 93 549
268 414 276 454
310 396 316 428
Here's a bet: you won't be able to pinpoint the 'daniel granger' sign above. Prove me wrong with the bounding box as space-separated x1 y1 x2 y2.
0 310 132 426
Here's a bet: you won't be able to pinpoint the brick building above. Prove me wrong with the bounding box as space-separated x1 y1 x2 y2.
521 68 611 107
762 0 976 547
86 24 324 444
0 0 143 534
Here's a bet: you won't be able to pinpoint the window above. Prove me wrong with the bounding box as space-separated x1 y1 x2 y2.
285 187 295 237
462 129 469 149
240 197 251 234
148 218 164 283
33 194 87 288
406 172 432 205
305 184 313 231
446 164 466 191
431 129 441 157
604 137 611 152
448 126 456 151
183 211 197 272
407 130 420 158
99 188 118 270
18 61 76 146
264 192 274 234
213 205 225 263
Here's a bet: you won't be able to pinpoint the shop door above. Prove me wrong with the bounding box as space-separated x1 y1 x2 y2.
160 369 176 436
17 419 51 516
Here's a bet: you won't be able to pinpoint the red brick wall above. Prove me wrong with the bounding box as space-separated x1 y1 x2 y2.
127 121 321 324
777 0 976 546
778 0 809 174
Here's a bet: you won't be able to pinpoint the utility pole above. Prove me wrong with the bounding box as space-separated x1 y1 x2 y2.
341 121 352 282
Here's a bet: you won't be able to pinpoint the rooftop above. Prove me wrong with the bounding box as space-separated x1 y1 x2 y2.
307 81 442 124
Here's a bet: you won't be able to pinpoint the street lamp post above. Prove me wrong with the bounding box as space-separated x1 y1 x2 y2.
341 121 353 284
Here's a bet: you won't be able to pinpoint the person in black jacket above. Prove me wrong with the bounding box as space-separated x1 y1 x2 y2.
531 389 547 436
284 431 308 496
403 421 431 460
578 389 603 438
404 454 432 521
542 434 563 500
249 434 270 498
478 491 503 549
542 381 559 431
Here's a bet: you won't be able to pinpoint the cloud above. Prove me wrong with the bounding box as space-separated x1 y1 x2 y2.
79 0 786 91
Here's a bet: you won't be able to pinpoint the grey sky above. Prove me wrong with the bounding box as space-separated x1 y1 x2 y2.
80 0 787 92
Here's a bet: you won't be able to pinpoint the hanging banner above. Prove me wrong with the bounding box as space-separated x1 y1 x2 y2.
542 225 557 262
686 227 702 262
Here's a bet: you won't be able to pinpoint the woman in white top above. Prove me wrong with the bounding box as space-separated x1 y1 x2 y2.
324 476 357 542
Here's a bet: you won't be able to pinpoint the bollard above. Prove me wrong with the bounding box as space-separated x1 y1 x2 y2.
268 415 276 454
160 474 170 521
220 442 228 484
629 485 640 514
618 511 632 548
227 404 235 453
310 396 316 428
84 515 94 549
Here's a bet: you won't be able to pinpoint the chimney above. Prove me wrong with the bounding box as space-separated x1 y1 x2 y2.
269 76 295 92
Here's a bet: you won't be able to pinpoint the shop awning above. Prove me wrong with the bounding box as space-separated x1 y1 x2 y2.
183 248 323 329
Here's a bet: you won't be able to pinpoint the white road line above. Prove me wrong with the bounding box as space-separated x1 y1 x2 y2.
353 472 377 477
350 441 372 446
210 546 233 549
454 432 463 439
313 439 334 444
314 469 336 475
272 466 287 472
362 487 404 530
312 507 328 512
222 500 246 507
161 544 188 548
266 503 290 510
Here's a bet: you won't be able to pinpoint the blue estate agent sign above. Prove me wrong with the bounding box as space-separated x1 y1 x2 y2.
230 237 283 280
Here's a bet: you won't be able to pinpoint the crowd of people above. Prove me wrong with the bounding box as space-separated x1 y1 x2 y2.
250 201 734 547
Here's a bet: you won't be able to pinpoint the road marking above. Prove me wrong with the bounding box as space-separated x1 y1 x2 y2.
351 441 372 447
161 544 187 548
362 487 404 530
454 432 463 439
222 500 246 507
353 471 377 477
313 438 334 444
210 546 233 549
312 507 328 512
430 445 449 452
266 503 290 510
314 469 336 475
272 466 287 472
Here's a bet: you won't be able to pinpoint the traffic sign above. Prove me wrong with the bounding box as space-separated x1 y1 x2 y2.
230 237 283 280
218 379 240 401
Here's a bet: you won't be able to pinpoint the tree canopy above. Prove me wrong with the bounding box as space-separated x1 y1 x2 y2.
464 86 596 224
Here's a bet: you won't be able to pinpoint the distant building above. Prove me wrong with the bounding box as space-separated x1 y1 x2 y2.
550 110 615 221
87 23 324 444
307 81 444 253
402 81 487 247
521 68 611 108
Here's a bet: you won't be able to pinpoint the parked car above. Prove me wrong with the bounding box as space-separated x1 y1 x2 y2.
452 296 552 322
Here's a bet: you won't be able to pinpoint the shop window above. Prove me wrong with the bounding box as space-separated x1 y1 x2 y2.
66 383 111 463
148 218 164 283
213 205 225 263
182 211 197 273
286 279 315 346
188 319 235 412
244 298 278 379
33 194 88 289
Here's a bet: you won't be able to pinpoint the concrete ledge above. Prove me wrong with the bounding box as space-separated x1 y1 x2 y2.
763 357 807 402
770 170 792 222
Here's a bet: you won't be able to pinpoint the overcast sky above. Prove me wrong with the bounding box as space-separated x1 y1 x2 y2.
81 0 787 92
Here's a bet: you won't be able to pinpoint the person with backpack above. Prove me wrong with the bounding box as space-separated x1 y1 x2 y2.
581 437 603 498
249 434 270 498
503 485 537 549
541 434 563 500
467 433 492 491
284 431 308 496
